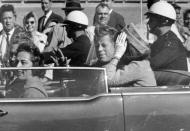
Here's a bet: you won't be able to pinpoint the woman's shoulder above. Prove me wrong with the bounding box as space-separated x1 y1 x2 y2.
24 78 48 98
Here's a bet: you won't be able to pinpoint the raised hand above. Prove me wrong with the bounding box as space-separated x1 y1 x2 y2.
50 48 70 67
114 32 128 59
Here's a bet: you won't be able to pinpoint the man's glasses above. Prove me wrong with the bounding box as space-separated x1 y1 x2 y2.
26 21 35 25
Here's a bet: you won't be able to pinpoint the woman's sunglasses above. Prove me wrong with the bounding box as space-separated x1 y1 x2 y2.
26 21 35 25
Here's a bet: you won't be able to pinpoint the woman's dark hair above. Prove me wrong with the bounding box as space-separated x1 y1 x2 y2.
23 11 37 27
16 41 45 77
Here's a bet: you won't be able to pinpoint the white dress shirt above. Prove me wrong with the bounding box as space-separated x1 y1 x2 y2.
0 28 15 59
44 10 53 26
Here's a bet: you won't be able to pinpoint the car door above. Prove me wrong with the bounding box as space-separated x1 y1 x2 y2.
0 67 125 131
123 88 190 131
0 94 124 131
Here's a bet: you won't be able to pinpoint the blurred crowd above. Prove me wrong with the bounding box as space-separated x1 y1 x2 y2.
0 0 190 98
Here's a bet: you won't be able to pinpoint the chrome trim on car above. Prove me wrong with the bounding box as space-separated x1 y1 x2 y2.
0 93 122 103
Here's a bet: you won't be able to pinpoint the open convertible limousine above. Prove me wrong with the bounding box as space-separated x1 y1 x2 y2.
0 67 190 131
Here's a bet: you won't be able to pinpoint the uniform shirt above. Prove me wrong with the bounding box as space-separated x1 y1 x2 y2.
150 31 188 71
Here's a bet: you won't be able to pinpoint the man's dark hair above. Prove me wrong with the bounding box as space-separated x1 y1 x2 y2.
96 3 110 12
0 4 16 20
94 25 118 44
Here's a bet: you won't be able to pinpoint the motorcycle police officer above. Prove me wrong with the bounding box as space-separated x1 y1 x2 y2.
146 1 188 71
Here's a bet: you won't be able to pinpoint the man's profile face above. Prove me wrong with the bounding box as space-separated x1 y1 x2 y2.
41 0 51 13
95 35 115 63
147 15 160 35
2 11 15 32
175 8 181 21
96 6 110 25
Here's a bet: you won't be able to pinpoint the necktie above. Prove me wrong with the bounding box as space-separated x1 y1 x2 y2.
4 32 10 66
6 32 10 46
40 15 46 32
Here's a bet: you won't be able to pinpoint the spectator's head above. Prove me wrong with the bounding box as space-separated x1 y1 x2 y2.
16 42 44 79
147 0 160 9
183 9 190 29
96 3 110 26
172 3 181 21
146 1 176 35
65 10 88 38
184 9 190 29
0 4 16 32
62 0 84 16
41 0 52 14
23 11 38 33
94 25 117 63
101 0 112 7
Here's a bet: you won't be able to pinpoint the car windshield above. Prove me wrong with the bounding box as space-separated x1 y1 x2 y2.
0 67 108 98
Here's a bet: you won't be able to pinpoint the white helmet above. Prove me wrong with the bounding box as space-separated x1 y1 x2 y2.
148 1 176 21
66 11 88 26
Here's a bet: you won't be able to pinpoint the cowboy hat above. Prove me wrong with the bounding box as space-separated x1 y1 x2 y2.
62 0 84 10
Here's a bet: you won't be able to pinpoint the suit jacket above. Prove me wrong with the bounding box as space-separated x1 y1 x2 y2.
38 12 64 33
0 25 24 66
93 10 126 31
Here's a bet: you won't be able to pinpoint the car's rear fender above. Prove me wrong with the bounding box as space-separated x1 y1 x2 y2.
123 91 190 131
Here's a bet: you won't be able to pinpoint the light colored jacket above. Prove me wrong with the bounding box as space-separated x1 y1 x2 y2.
104 60 157 87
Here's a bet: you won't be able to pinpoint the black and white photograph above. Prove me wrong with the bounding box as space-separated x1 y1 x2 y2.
0 0 190 130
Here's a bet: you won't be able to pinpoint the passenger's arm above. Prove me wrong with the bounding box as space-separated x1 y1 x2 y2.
105 32 127 84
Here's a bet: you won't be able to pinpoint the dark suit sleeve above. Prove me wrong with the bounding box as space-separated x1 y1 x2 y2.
38 17 42 32
54 13 64 23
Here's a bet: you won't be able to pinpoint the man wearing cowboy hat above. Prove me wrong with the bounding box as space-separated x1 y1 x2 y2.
62 0 84 16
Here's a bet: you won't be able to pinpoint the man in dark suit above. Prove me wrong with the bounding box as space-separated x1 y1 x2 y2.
0 4 25 67
93 0 125 31
38 0 64 33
